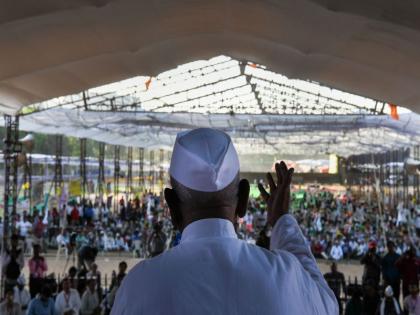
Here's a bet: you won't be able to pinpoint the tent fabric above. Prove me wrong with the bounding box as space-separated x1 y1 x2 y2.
1 0 420 114
9 108 420 157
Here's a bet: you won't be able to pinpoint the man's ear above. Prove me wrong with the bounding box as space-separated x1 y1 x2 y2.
164 188 183 230
236 179 250 218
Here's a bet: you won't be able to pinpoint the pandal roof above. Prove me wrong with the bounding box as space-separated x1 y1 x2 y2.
9 56 420 157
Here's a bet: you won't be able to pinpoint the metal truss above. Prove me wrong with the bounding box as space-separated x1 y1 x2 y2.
80 138 87 199
126 147 133 196
149 150 154 189
139 147 144 190
98 142 105 199
159 149 164 192
113 145 120 211
23 154 32 210
2 115 21 297
54 135 63 195
22 56 386 117
346 148 411 210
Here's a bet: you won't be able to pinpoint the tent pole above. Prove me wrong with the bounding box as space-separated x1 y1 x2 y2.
1 114 20 298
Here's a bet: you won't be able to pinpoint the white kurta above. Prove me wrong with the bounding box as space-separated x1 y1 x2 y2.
112 215 338 315
55 289 81 315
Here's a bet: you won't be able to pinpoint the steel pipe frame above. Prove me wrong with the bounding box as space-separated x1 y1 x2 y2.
149 150 154 191
1 114 20 297
113 145 120 212
139 148 144 191
54 135 63 196
80 138 87 200
98 142 105 203
126 147 133 198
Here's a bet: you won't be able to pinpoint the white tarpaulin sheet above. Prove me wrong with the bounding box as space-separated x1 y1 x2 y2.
10 109 420 157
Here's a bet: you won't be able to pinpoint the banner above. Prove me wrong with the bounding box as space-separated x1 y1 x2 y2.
69 180 81 196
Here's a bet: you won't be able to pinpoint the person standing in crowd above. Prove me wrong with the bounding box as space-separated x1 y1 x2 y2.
81 279 101 315
28 244 48 298
324 262 346 314
32 210 45 250
360 241 381 287
16 214 32 242
403 284 420 315
1 234 24 290
27 285 55 315
102 262 127 315
379 286 401 315
0 288 21 315
362 279 380 315
60 204 68 229
55 278 81 315
111 128 338 314
86 263 102 296
396 247 419 298
70 205 80 226
13 276 31 315
344 285 363 315
110 261 127 291
56 229 69 260
381 241 401 299
68 266 78 290
147 221 167 257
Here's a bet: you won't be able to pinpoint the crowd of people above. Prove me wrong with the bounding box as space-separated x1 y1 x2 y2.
0 186 419 314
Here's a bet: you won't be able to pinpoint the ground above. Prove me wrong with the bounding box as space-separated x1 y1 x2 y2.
22 252 364 289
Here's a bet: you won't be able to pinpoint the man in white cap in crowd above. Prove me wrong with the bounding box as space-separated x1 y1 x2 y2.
379 285 401 315
112 128 338 314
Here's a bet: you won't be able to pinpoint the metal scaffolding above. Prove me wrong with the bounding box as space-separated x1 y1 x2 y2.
54 135 63 195
149 150 155 190
159 149 164 192
113 145 120 211
23 152 32 209
139 147 144 191
98 142 105 202
2 115 21 296
126 147 133 197
80 138 87 199
413 145 420 201
346 148 411 211
2 115 20 241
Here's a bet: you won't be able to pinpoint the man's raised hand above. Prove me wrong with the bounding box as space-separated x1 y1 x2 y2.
258 161 294 227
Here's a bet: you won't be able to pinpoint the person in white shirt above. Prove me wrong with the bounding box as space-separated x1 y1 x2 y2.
56 229 69 260
16 215 32 239
55 278 81 315
13 276 30 315
81 279 101 315
397 202 410 226
330 241 344 261
404 284 420 315
112 128 338 315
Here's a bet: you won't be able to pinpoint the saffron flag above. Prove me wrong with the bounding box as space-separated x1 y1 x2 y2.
389 103 399 120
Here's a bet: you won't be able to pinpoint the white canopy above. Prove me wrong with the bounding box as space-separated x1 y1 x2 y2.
6 55 419 157
1 0 420 114
13 109 420 157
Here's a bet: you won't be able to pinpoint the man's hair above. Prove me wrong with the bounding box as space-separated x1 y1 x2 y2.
170 174 240 210
41 285 51 297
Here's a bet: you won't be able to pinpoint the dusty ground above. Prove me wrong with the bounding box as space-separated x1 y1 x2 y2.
22 252 364 286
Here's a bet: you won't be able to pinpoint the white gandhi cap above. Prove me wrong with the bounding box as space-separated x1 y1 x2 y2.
169 128 240 192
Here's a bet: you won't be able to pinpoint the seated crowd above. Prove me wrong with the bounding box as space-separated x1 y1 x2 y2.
0 187 419 314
